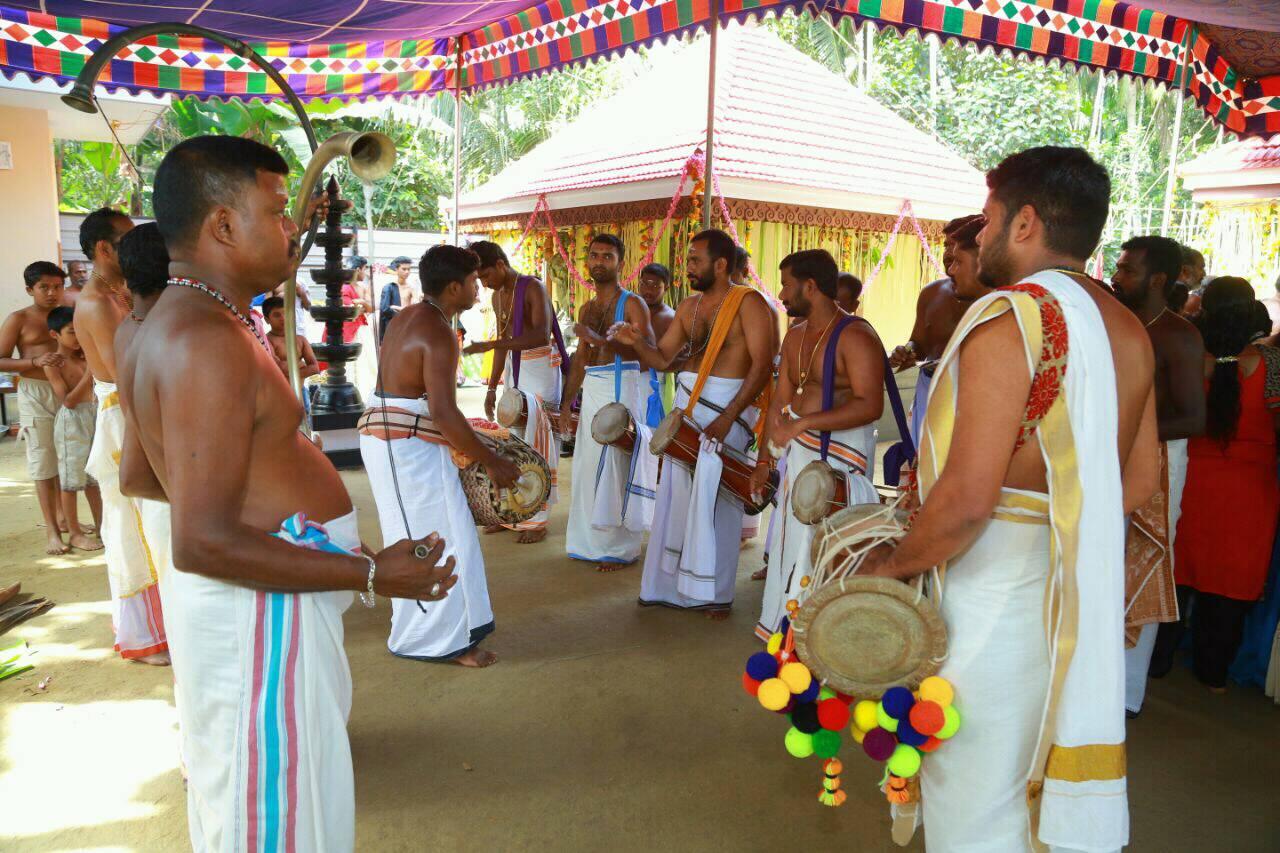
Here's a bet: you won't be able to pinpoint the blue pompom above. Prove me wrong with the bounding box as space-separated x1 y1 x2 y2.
895 716 929 747
796 679 821 704
882 686 915 720
779 615 791 635
745 652 779 682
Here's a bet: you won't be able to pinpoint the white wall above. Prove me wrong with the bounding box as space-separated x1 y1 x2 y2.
0 105 60 321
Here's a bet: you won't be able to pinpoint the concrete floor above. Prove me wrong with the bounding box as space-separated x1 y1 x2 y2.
1 389 1278 851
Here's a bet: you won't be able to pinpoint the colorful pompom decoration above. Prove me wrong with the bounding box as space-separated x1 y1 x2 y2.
757 678 791 712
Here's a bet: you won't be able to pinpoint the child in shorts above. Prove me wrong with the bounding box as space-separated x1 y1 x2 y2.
44 306 103 552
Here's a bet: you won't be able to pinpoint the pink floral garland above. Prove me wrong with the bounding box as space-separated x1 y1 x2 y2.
863 200 947 291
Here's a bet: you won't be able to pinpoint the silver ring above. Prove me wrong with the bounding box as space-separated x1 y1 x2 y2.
430 582 442 597
413 543 431 559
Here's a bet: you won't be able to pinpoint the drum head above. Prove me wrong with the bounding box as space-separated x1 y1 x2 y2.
648 409 684 455
809 503 908 573
792 576 947 696
791 460 838 525
591 402 631 445
496 441 551 520
496 388 525 428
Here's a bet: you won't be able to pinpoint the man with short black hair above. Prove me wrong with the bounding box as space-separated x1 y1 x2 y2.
1 261 69 554
125 134 457 850
609 228 777 616
464 240 569 543
379 255 416 340
835 272 862 314
752 249 885 638
638 262 678 414
1112 234 1206 717
559 233 658 571
859 147 1153 851
361 244 517 667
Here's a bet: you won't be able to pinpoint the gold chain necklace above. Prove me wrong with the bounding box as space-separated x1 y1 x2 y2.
92 272 133 311
795 313 840 392
1145 307 1170 329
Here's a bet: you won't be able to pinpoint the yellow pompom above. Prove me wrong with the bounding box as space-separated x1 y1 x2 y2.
853 699 879 732
766 633 783 655
850 726 866 744
757 678 791 711
918 676 955 707
779 662 812 694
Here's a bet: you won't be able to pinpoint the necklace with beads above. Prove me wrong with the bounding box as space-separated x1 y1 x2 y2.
795 312 841 395
681 288 730 361
167 277 271 353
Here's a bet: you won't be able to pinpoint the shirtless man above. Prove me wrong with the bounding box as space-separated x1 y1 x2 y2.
609 229 776 616
1178 246 1207 318
835 272 862 314
638 262 676 340
1 261 68 554
751 249 885 638
888 214 985 443
1111 234 1206 717
464 240 566 543
65 260 91 305
859 147 1155 851
558 234 656 570
122 134 456 849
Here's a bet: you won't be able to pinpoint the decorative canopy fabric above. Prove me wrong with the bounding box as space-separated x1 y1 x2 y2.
0 1 1277 136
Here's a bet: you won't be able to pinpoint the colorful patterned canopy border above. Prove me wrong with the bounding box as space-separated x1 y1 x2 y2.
0 1 1276 136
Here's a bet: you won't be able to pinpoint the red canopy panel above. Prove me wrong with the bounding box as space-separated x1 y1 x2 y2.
0 1 1277 136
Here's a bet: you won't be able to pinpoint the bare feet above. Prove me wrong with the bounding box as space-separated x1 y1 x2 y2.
45 534 69 555
750 567 767 581
706 607 732 621
0 583 19 608
68 533 103 552
516 528 548 544
454 647 498 668
482 524 506 535
596 561 631 573
133 652 172 666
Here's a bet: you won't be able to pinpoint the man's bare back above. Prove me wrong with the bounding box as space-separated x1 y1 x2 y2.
907 278 969 362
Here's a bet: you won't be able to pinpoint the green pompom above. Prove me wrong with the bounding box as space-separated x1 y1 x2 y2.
812 729 842 759
876 702 900 733
785 727 815 758
886 744 922 778
936 705 961 740
819 686 838 701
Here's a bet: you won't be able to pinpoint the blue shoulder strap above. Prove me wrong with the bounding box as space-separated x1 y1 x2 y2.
613 291 630 402
818 316 856 461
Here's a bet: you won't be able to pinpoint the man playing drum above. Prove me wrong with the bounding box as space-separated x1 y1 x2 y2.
859 147 1157 852
750 249 885 640
360 245 520 668
557 234 658 571
607 229 776 618
465 241 569 544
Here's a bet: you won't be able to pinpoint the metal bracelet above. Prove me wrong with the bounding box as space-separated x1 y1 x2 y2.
359 554 377 608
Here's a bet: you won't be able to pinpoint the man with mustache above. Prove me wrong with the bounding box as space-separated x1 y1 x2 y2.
558 234 657 571
608 229 776 618
751 248 885 639
65 259 91 306
1110 235 1206 718
120 135 457 849
858 147 1155 851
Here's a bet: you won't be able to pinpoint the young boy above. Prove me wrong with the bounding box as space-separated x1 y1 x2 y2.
261 295 320 380
0 262 69 554
44 306 103 552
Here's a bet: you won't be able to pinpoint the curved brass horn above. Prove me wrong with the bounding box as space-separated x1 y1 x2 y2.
283 132 397 409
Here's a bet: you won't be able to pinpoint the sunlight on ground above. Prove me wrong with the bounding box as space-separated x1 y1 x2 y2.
8 601 115 664
0 699 180 841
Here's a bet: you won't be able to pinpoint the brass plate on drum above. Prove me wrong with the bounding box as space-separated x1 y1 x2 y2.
791 576 946 696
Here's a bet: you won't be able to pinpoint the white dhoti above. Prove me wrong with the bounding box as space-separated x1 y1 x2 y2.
84 379 167 659
917 272 1128 852
1124 438 1189 714
351 321 379 401
159 511 357 853
360 394 495 660
566 363 647 565
639 372 757 610
755 423 878 640
502 346 562 533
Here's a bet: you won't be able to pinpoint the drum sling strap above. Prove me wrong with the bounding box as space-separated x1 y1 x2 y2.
816 315 856 462
510 275 571 390
880 350 917 486
357 406 511 470
681 286 771 444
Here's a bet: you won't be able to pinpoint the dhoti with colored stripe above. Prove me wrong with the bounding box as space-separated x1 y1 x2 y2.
502 346 562 533
160 511 358 853
755 422 878 640
639 372 757 610
84 379 167 659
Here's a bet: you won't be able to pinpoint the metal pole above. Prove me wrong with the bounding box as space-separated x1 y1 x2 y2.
702 0 719 232
1161 27 1193 237
453 37 464 246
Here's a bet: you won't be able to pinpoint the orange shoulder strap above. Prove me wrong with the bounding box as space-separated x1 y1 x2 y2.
683 286 772 443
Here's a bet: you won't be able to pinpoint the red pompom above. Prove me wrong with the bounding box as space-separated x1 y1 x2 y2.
835 691 856 705
817 698 851 731
742 672 761 697
909 701 946 736
917 736 943 753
